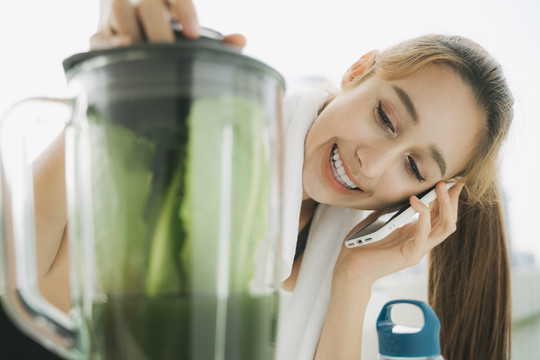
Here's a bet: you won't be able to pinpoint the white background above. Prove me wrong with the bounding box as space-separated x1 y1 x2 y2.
1 0 539 265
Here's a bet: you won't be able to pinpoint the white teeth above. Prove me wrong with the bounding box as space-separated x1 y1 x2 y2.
330 145 359 190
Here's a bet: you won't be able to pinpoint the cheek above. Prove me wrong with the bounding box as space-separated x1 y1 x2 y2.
373 175 415 205
301 144 328 197
313 95 373 137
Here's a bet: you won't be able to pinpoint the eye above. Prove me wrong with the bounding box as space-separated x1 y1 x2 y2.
407 156 426 183
377 101 395 134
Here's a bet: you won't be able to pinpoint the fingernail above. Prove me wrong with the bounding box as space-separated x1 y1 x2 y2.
111 37 123 46
113 35 131 46
184 20 201 38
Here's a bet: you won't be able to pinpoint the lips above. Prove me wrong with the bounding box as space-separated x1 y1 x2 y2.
330 145 362 191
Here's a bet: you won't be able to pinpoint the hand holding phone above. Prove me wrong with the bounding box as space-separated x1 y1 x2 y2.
344 181 458 248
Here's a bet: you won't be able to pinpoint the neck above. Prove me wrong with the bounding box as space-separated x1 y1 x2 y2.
299 197 318 233
302 188 311 201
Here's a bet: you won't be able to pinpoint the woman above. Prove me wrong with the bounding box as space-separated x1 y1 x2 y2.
32 0 512 359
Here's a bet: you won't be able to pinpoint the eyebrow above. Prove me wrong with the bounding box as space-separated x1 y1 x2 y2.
393 86 418 122
430 144 447 177
391 86 446 176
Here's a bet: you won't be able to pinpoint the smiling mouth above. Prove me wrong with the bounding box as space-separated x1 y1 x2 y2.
330 145 362 191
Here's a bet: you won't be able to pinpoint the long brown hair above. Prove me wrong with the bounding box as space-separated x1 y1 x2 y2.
350 35 514 359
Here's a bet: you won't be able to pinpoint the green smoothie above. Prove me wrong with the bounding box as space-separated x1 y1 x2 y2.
80 95 276 359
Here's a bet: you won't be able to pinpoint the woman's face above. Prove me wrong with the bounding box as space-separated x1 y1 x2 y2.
303 64 483 210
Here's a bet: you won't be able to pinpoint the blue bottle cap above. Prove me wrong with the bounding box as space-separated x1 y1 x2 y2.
377 299 441 358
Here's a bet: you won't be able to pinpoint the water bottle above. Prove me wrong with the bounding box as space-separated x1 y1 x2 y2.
377 300 444 360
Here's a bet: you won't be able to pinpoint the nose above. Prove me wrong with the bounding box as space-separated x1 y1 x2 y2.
356 145 398 181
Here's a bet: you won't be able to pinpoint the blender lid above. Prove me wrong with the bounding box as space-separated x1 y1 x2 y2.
170 22 225 42
63 23 285 88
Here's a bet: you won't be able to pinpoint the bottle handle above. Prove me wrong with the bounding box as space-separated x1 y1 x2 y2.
376 299 442 358
0 97 85 359
376 299 440 334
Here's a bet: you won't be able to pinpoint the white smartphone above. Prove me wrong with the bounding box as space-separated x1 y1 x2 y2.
344 181 457 248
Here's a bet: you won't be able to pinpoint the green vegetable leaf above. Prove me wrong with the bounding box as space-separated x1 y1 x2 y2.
88 113 155 294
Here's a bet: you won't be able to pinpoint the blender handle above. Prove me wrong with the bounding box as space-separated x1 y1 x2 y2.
0 97 86 359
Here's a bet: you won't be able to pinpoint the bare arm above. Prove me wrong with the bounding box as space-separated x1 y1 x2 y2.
315 182 464 359
316 279 371 358
34 131 67 278
33 130 70 310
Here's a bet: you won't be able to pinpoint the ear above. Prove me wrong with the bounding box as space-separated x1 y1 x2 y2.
341 50 379 89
